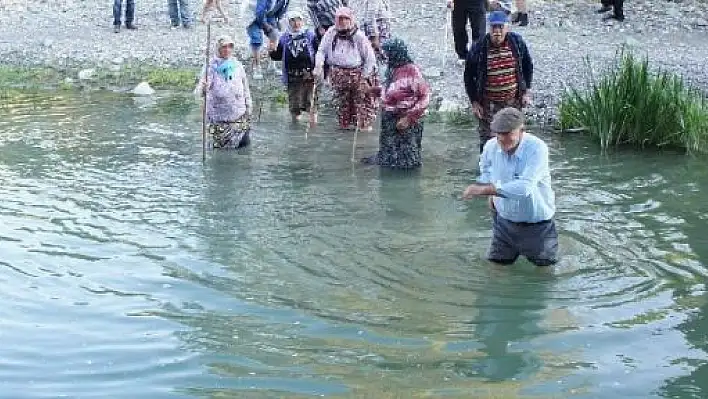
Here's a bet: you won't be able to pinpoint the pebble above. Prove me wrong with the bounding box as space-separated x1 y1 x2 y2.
423 67 443 78
77 68 95 80
0 0 706 124
132 81 155 96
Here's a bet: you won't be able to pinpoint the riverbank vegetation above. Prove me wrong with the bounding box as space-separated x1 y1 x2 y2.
0 64 198 91
558 49 708 153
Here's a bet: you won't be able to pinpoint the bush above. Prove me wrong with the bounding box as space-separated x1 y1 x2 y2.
558 48 708 153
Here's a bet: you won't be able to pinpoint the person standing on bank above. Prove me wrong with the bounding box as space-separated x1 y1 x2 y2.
268 10 318 123
489 0 529 26
113 0 137 33
247 0 291 79
464 10 533 153
168 0 193 29
596 0 624 22
462 107 558 267
446 0 487 65
347 0 393 60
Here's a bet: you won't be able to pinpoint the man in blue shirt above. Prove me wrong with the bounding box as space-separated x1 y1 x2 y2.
462 107 558 266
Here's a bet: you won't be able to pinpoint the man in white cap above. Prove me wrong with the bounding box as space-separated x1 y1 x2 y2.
462 107 558 267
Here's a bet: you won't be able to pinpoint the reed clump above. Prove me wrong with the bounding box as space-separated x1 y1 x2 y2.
558 48 708 153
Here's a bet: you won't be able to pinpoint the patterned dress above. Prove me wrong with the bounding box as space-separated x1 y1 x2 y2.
363 42 430 169
314 12 378 130
196 56 253 149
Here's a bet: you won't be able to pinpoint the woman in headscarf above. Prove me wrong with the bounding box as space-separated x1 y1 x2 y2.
195 35 253 149
268 10 318 123
362 38 430 169
313 6 377 131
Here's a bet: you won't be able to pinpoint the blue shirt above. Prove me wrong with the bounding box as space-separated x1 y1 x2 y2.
477 133 555 223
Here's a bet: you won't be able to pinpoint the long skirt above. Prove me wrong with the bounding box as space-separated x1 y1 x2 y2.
209 114 251 149
329 67 377 130
362 111 423 169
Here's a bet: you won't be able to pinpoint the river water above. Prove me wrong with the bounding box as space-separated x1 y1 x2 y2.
1 91 707 399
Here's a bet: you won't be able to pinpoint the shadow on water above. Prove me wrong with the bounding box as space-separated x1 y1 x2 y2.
2 91 708 399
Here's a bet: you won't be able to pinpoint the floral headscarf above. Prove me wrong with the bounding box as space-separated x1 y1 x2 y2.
334 7 356 31
382 38 414 86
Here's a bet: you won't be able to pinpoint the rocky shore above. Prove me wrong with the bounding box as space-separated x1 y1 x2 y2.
1 0 707 123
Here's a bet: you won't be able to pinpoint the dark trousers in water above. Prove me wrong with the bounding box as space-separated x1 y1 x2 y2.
601 0 624 19
113 0 135 26
451 0 487 59
488 213 559 267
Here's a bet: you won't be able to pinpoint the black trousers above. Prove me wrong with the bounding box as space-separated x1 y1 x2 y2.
601 0 624 19
451 0 487 59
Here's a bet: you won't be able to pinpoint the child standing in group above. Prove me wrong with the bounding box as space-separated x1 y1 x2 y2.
246 0 291 79
268 10 318 123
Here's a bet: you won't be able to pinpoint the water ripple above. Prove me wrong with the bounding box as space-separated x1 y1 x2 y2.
1 92 707 398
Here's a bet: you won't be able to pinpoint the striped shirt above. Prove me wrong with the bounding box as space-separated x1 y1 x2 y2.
307 0 343 28
347 0 392 36
485 40 518 102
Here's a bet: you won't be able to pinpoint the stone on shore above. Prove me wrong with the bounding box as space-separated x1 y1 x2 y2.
77 68 95 80
132 82 155 96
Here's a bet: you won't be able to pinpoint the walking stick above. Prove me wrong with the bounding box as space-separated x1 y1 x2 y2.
351 120 360 163
442 6 451 72
202 21 212 162
306 81 318 139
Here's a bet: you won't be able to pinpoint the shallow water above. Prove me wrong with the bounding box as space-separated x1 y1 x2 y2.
1 91 707 399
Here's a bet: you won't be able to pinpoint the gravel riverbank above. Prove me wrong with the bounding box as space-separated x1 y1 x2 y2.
1 0 707 122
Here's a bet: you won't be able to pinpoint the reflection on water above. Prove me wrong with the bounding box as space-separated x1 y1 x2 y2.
1 91 708 398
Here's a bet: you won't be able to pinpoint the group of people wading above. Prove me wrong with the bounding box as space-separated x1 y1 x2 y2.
195 2 559 267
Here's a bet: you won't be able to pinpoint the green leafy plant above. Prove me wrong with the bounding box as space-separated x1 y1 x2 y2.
559 48 708 153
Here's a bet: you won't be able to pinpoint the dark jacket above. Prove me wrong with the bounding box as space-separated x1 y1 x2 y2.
269 29 317 85
463 32 533 104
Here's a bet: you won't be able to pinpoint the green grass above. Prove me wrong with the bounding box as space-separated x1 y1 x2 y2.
0 65 63 88
558 48 708 153
146 68 198 89
0 64 200 91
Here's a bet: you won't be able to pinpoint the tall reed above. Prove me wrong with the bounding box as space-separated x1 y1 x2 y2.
559 48 708 153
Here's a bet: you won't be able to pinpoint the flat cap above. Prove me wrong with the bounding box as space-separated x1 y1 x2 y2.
490 107 525 134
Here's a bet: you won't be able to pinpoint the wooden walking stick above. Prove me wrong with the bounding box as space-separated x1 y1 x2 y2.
202 21 212 162
351 118 360 163
442 6 450 73
306 81 318 139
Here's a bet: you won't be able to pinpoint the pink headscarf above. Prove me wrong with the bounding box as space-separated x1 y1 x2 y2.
334 6 356 31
